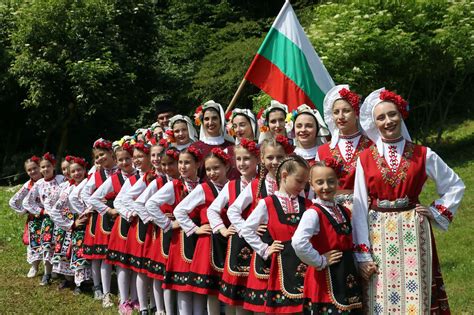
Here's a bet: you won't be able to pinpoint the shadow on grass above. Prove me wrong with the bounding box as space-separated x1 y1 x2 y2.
428 132 474 168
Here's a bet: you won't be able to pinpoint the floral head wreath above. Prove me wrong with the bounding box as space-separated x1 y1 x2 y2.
133 141 151 154
238 138 260 157
338 88 360 115
72 157 89 169
186 146 203 161
65 155 75 163
42 152 57 166
210 147 231 165
121 142 135 155
275 135 294 154
257 100 289 133
29 155 41 165
158 138 169 148
323 157 343 175
93 138 112 150
165 149 180 161
379 89 409 119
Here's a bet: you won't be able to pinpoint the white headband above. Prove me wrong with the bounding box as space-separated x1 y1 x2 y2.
169 115 198 142
291 104 329 148
200 100 234 143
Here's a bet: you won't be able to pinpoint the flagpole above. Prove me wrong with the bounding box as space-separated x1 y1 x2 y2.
225 77 247 114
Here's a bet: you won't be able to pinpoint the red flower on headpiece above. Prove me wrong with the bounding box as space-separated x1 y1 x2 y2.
122 142 134 155
65 155 75 163
275 135 294 154
165 149 180 161
72 157 89 169
338 88 360 115
133 141 151 154
211 148 231 165
165 129 176 143
194 105 203 126
323 157 345 177
158 138 169 148
42 152 56 166
30 155 41 165
93 138 112 150
187 146 203 161
239 138 260 157
145 130 153 141
379 90 409 119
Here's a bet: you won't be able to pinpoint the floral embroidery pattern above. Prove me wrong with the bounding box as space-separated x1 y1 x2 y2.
331 136 371 177
432 203 453 222
353 243 370 253
371 142 414 187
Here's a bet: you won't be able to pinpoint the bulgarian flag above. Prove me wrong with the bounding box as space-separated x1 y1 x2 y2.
244 0 334 113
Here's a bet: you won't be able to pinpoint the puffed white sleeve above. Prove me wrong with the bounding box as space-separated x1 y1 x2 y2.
292 209 327 269
351 159 372 262
9 181 30 214
145 181 176 231
121 177 146 218
241 199 270 260
227 183 254 235
114 178 133 220
80 175 97 208
425 148 465 231
22 181 43 215
207 182 230 233
69 179 87 215
49 185 75 230
134 180 159 223
89 178 114 215
174 185 206 236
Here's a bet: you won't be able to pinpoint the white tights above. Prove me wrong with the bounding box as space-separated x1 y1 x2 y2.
153 280 167 313
117 267 138 303
177 292 206 315
101 261 112 294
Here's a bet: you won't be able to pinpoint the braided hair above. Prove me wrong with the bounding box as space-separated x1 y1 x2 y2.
256 137 287 199
275 155 309 189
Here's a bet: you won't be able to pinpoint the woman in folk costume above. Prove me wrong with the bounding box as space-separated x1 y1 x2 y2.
9 155 43 278
173 148 233 315
226 108 259 144
207 138 259 314
80 138 118 300
227 135 293 313
242 155 312 314
167 115 198 151
23 152 65 286
317 85 372 209
290 104 330 164
49 157 92 294
292 161 362 314
145 147 203 315
257 100 290 143
135 148 180 315
352 88 465 314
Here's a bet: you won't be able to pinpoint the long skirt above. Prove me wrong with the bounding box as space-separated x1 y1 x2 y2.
52 227 74 276
366 209 450 314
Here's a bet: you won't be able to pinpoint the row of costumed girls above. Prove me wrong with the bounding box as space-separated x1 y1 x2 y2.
9 85 465 315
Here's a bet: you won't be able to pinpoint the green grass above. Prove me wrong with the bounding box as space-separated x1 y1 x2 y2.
0 120 473 313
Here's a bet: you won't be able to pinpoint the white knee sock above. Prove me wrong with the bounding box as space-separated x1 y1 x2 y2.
91 260 101 287
100 261 112 294
117 266 130 303
193 293 206 315
177 291 192 315
137 273 150 311
152 280 166 313
207 295 220 315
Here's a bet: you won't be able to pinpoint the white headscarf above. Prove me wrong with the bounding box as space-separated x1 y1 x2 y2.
199 100 234 144
257 100 290 143
291 104 329 148
169 115 198 143
230 108 259 144
360 88 411 155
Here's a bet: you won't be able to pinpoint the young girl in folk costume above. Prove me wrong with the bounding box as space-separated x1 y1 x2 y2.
167 115 198 151
242 155 312 314
116 141 157 314
61 156 74 180
49 157 92 294
134 147 180 315
226 108 258 144
317 85 372 209
292 161 362 314
353 88 465 314
207 138 259 314
145 147 202 315
257 100 289 143
23 152 65 286
191 100 239 180
80 138 118 300
9 155 43 278
290 104 329 164
227 135 293 313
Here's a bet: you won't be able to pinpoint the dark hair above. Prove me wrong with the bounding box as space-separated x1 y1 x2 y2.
275 155 309 188
266 108 286 120
155 99 174 115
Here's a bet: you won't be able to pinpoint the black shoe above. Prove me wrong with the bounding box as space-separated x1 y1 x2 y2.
73 286 82 295
39 274 51 286
139 310 149 315
58 279 72 290
149 306 157 314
